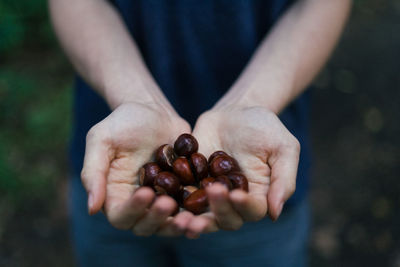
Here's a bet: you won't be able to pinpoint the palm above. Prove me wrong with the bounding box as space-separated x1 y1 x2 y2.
192 106 299 228
91 103 191 227
192 107 277 217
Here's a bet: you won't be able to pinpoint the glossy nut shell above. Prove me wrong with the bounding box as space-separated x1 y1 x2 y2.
173 157 196 185
155 144 176 170
139 162 161 187
174 133 199 157
208 150 229 164
209 155 237 177
190 153 208 181
179 185 199 204
200 177 215 188
183 188 208 215
226 172 249 192
154 171 180 197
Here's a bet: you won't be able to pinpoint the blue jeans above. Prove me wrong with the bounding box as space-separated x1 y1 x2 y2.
69 175 310 267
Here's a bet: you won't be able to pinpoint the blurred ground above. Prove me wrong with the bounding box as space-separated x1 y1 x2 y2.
310 1 400 266
0 1 399 266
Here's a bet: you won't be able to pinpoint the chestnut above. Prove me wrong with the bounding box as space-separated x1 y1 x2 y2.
208 150 228 164
190 153 208 181
137 135 249 215
200 177 215 188
215 175 233 190
230 156 241 171
154 171 180 197
173 157 195 185
179 185 198 204
183 188 208 215
209 155 238 177
174 133 198 157
226 172 249 192
139 162 161 187
155 144 176 170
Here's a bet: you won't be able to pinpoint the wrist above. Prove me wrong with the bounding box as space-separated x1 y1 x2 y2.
212 84 289 114
101 76 177 116
103 83 159 110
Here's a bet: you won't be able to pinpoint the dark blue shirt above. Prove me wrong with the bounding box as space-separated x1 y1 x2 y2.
70 0 311 205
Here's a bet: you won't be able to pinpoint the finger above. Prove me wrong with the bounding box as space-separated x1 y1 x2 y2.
132 195 177 236
229 188 268 221
173 211 195 232
206 183 243 231
156 211 194 237
186 212 218 239
107 186 155 229
267 141 300 220
81 125 113 215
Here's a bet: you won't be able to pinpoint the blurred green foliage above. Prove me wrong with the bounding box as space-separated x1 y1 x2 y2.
0 0 53 53
0 0 72 205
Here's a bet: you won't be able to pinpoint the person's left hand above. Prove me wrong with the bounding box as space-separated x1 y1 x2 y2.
175 105 300 238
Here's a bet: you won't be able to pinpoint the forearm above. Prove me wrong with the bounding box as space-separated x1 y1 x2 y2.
49 0 173 111
214 0 352 114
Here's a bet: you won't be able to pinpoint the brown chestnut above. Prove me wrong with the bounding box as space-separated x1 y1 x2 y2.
154 171 180 197
139 162 161 187
230 156 241 171
226 172 249 192
215 175 233 190
179 185 198 204
173 157 195 185
200 177 215 188
209 155 238 177
174 133 198 157
208 150 229 164
190 153 208 181
155 144 176 170
183 188 208 215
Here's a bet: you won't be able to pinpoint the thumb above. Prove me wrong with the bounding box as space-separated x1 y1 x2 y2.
267 140 300 220
81 126 112 215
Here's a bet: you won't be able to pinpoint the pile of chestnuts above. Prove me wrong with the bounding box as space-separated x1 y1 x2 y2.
139 133 248 215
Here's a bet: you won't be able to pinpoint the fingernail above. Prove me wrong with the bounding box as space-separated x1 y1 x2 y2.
88 193 94 215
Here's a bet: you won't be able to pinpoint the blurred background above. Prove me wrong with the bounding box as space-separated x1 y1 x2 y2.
0 0 399 266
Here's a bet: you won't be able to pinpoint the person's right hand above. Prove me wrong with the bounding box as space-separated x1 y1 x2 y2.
81 102 193 236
